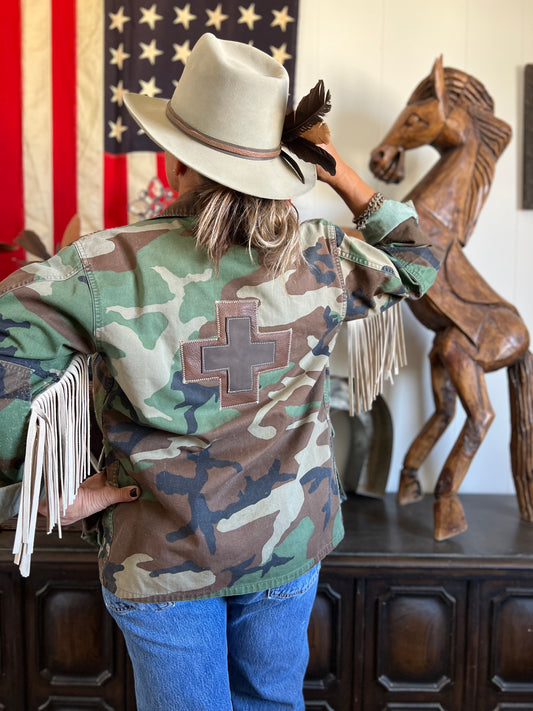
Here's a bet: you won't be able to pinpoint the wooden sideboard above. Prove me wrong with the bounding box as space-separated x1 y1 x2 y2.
1 494 533 710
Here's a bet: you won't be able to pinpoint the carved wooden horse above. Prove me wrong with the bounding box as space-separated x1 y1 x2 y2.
369 57 533 540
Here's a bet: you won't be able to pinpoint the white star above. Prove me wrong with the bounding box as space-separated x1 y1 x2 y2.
172 40 192 65
271 6 295 32
139 4 163 31
174 4 197 30
109 6 131 33
139 76 162 98
270 43 292 65
238 4 262 31
110 43 131 71
140 38 163 65
108 116 128 143
110 79 128 106
205 4 229 31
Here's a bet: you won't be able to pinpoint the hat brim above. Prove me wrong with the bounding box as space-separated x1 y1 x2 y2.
124 92 316 200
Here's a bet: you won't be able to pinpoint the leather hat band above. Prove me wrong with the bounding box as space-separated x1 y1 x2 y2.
165 103 280 161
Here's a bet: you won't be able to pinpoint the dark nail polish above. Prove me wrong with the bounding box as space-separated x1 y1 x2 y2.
130 488 138 498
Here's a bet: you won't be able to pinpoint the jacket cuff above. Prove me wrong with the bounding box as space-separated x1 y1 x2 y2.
361 200 419 245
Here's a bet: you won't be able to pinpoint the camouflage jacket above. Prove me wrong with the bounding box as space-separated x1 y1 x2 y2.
0 194 440 601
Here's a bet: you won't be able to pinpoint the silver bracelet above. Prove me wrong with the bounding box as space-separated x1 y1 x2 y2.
352 192 385 230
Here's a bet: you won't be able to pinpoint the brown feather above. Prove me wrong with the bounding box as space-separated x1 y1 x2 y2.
300 122 331 145
61 214 81 249
280 150 305 183
282 80 332 143
15 230 52 260
286 138 336 176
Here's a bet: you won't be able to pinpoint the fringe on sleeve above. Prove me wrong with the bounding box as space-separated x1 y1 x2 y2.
13 355 91 577
346 302 407 415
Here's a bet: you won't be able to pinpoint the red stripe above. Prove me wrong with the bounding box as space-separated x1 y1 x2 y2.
157 153 169 187
0 1 25 280
51 0 78 251
104 154 129 228
157 153 178 204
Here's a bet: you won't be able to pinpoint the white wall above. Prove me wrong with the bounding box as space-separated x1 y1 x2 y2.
292 0 533 495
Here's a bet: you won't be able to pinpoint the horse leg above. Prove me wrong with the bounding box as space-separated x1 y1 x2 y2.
433 332 495 540
398 345 457 504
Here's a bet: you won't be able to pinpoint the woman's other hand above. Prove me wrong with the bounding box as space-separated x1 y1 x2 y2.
37 471 139 526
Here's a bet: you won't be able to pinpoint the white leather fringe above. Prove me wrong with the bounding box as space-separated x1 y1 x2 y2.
13 355 91 577
347 302 407 414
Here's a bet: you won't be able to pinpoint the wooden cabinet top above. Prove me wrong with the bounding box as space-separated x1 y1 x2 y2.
333 493 533 571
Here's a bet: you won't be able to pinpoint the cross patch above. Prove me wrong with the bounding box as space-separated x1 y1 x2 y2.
180 300 292 409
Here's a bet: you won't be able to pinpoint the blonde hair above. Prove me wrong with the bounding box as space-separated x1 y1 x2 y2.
190 180 302 276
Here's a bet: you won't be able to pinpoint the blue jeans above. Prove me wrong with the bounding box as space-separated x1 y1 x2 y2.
102 563 320 711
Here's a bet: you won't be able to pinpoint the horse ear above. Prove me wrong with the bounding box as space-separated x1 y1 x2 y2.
431 55 449 115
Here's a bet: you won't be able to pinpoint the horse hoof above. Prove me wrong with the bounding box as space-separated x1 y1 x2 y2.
433 495 468 540
397 468 423 505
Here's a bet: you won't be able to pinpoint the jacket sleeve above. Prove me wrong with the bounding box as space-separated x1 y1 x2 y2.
0 245 95 496
336 200 443 320
331 200 443 413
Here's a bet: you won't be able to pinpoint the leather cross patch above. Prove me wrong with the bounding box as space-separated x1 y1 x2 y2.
180 300 292 409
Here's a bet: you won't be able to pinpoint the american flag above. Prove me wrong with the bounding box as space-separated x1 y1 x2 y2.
1 1 299 281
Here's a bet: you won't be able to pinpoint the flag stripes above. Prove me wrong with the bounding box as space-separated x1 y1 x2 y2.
22 0 53 253
52 0 78 247
0 2 25 276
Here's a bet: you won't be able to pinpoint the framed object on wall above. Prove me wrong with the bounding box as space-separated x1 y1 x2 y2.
524 64 533 209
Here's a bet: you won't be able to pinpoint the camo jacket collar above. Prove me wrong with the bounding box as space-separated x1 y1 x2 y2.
159 192 198 218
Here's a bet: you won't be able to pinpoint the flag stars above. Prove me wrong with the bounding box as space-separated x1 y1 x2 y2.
104 4 299 153
205 4 228 31
270 43 292 65
271 6 295 32
109 6 131 33
174 4 197 30
172 39 192 65
139 4 163 31
139 76 162 97
108 116 128 143
110 79 128 106
110 43 131 70
238 4 262 30
140 38 163 65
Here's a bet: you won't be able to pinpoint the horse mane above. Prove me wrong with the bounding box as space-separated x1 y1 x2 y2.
408 67 512 239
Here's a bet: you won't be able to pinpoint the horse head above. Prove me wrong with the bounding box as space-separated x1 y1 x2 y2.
369 57 511 242
369 56 449 183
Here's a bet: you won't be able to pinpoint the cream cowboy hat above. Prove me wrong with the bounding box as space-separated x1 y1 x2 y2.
124 33 330 200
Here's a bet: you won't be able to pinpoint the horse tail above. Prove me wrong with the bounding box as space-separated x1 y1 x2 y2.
508 350 533 521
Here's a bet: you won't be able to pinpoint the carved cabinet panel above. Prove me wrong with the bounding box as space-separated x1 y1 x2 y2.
0 570 24 710
0 557 135 711
477 580 533 711
305 574 355 711
24 565 128 710
363 578 466 709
